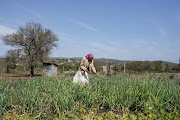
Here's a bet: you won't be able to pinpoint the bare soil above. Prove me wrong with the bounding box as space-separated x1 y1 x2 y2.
0 76 33 81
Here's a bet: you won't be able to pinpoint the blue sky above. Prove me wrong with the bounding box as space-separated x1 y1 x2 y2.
0 0 179 63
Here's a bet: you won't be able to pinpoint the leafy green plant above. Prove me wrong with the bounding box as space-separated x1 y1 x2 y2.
0 74 179 119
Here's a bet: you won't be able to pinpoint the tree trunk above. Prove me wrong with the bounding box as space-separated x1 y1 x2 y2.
6 66 9 73
30 65 34 77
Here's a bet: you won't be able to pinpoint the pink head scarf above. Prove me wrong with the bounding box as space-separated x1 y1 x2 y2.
85 53 94 59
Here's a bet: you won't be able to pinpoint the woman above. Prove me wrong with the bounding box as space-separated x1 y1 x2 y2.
73 53 98 84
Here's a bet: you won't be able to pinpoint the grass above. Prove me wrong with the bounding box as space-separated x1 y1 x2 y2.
0 74 180 119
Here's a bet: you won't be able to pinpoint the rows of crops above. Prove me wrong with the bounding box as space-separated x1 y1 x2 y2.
0 75 180 119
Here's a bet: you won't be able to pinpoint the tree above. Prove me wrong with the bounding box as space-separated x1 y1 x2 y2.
126 61 143 72
3 22 59 76
164 64 172 72
4 50 18 73
152 61 163 72
93 60 106 72
142 61 153 72
172 64 180 72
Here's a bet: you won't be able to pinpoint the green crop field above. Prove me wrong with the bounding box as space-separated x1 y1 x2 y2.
0 75 180 119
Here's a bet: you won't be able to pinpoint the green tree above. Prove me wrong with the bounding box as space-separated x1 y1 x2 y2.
164 64 172 72
93 60 106 73
152 61 163 72
4 50 18 73
3 22 59 76
126 61 143 72
142 61 153 72
172 64 180 72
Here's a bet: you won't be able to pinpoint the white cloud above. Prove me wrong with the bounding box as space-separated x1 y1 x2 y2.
76 21 97 32
148 19 167 40
16 3 41 18
0 25 16 56
69 19 97 32
0 25 16 36
55 31 72 41
89 42 131 59
91 42 118 52
0 40 12 57
158 26 166 39
135 39 158 47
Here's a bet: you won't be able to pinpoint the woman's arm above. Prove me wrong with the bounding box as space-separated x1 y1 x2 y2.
80 58 88 72
91 60 96 73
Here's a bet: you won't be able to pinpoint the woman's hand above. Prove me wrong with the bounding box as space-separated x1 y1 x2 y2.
85 69 89 73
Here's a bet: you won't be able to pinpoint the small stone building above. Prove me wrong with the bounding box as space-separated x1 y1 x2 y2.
102 65 113 75
43 63 58 77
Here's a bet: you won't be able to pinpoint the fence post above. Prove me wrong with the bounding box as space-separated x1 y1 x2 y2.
124 62 126 75
107 62 111 76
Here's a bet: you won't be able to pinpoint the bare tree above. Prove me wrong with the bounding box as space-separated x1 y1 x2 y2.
3 22 59 76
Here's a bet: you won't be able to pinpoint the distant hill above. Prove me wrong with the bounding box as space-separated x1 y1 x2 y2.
69 57 178 67
0 57 178 67
161 61 177 67
94 58 132 64
97 58 177 66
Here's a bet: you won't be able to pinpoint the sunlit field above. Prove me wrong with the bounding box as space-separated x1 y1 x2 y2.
0 74 179 119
